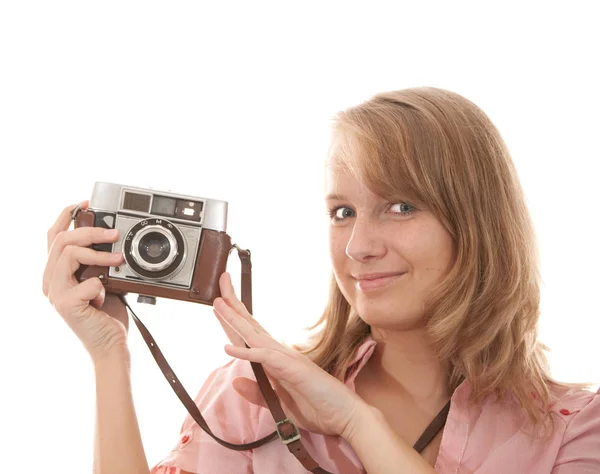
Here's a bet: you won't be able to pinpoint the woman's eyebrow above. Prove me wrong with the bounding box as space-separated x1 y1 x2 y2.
325 193 347 201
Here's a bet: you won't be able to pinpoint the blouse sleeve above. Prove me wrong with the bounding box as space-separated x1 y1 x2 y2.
151 358 266 474
552 387 600 473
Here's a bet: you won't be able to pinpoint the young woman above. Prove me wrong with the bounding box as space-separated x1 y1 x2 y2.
43 87 599 473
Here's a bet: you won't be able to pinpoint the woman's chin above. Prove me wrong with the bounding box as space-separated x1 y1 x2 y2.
356 306 426 331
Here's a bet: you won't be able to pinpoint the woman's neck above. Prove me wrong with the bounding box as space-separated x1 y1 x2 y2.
365 326 450 404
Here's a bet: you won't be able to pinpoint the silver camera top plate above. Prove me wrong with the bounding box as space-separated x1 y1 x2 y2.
88 182 228 232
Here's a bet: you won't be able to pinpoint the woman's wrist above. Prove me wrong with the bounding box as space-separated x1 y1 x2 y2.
341 398 382 444
92 345 132 373
340 399 436 473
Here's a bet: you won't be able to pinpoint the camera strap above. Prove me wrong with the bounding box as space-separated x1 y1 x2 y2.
123 246 450 473
122 245 333 474
70 202 449 471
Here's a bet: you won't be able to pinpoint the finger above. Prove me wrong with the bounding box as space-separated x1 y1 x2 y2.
213 301 255 347
224 344 288 371
219 272 264 330
90 285 106 310
214 297 300 358
49 246 124 296
213 308 246 347
43 227 121 296
72 276 105 303
219 272 250 315
48 225 120 263
213 297 273 349
47 201 88 253
232 377 268 409
51 276 105 318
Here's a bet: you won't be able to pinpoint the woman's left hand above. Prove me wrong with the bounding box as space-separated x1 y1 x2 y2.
212 272 364 438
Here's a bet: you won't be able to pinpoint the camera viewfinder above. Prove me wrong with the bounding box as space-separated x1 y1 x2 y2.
175 199 203 222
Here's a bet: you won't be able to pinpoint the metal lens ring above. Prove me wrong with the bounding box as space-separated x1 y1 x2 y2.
123 218 185 280
131 226 177 271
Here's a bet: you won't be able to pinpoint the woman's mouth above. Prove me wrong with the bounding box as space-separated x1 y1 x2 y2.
353 272 406 291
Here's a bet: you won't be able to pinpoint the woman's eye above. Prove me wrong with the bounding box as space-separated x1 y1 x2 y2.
328 206 355 222
390 202 416 216
328 203 415 222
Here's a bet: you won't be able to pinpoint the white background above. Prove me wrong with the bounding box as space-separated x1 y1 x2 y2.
1 1 598 472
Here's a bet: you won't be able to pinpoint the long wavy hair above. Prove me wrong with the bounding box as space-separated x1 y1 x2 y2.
298 86 590 434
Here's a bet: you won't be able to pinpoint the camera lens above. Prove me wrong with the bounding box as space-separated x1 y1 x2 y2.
128 224 181 275
138 232 171 264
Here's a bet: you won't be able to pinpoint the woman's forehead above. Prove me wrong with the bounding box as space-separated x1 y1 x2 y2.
324 158 427 211
324 166 382 202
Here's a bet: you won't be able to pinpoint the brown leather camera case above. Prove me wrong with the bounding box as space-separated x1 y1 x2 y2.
74 209 231 305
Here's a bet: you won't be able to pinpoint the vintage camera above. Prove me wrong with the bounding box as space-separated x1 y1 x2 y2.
74 182 232 305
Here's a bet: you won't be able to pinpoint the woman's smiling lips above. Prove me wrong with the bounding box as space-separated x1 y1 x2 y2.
352 272 406 291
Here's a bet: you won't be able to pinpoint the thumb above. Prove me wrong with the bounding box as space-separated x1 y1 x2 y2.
89 285 106 310
232 377 268 409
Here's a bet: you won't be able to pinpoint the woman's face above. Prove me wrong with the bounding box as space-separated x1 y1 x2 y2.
326 164 456 329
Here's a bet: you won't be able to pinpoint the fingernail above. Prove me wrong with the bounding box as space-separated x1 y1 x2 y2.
105 229 118 237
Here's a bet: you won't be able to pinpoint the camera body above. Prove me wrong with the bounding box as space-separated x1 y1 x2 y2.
74 182 232 305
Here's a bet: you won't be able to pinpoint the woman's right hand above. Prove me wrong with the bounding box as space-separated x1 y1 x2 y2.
43 201 129 362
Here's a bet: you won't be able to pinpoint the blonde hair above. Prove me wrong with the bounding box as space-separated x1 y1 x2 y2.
299 86 590 435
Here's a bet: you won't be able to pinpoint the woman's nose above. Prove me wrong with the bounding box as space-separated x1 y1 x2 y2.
345 218 387 262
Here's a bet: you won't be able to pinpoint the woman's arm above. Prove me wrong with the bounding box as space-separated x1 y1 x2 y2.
42 205 152 474
342 402 436 474
93 349 150 474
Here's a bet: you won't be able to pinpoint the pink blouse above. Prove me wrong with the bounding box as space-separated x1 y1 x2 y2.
151 337 600 473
